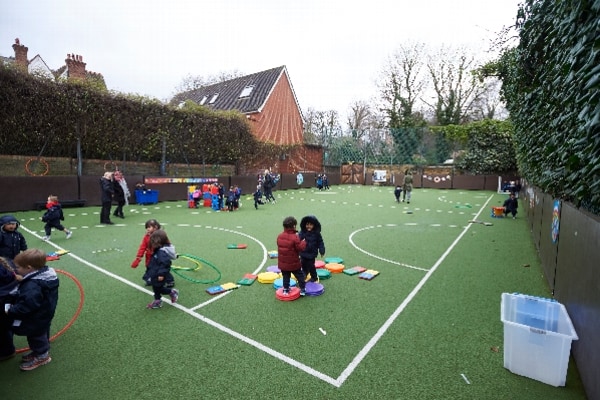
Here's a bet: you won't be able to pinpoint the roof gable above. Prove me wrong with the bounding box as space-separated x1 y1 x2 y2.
175 66 302 116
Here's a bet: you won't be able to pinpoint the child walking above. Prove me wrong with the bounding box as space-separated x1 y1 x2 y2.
41 195 72 241
253 185 265 209
6 249 59 371
394 185 402 203
276 216 307 296
299 215 326 283
145 230 179 309
131 219 174 288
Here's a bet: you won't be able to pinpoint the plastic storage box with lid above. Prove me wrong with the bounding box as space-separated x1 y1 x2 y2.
501 292 578 387
135 189 159 205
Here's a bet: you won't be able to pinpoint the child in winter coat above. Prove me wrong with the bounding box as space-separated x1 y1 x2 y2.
6 249 59 371
276 216 307 296
0 215 28 263
145 230 179 309
394 185 402 203
253 185 265 209
131 219 174 288
299 215 326 283
41 195 72 241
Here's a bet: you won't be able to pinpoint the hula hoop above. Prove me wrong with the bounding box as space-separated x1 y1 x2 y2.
104 161 117 172
172 254 203 271
25 158 50 176
172 253 221 284
16 269 84 354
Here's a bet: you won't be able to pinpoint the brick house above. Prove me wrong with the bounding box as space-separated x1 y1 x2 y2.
172 66 323 174
3 38 105 87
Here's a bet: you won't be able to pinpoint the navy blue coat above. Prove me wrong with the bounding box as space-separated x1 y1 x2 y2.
7 266 59 336
298 215 325 259
0 215 28 260
42 204 64 224
146 245 177 285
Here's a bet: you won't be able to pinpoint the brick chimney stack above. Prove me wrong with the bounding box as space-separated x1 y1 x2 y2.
12 38 29 70
65 53 87 81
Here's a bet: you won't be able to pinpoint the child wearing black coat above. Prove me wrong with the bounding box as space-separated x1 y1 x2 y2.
298 215 326 283
6 249 59 371
146 230 179 309
41 195 72 241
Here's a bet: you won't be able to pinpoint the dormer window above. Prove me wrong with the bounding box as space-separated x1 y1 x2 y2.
199 96 208 105
209 93 219 104
239 86 254 98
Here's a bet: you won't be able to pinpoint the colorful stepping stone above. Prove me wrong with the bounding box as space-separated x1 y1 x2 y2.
325 263 344 273
257 271 279 284
314 260 326 269
275 286 301 301
316 269 331 280
305 281 324 296
266 265 281 273
358 269 380 280
227 243 247 249
273 277 296 290
268 250 278 258
237 273 257 286
325 257 344 264
343 266 367 276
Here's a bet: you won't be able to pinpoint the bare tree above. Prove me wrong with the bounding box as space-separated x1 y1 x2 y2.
174 69 245 94
424 46 486 125
303 108 342 147
378 42 428 128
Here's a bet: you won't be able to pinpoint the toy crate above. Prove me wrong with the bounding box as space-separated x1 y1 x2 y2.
501 293 578 386
135 189 159 205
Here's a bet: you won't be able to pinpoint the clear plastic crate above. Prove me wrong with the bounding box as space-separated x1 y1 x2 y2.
501 293 578 387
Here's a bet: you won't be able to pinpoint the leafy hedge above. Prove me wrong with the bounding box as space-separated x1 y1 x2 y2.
0 64 259 167
496 0 600 212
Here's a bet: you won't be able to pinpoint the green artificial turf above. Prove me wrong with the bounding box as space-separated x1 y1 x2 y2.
0 186 586 399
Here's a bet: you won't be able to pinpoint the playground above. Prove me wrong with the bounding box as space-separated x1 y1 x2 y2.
0 186 585 399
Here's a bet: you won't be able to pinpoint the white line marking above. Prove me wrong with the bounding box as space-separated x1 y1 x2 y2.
335 194 494 386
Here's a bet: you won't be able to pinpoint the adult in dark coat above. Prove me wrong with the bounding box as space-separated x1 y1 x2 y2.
100 172 115 225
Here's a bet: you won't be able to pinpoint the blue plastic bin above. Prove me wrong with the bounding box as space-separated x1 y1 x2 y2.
135 189 159 205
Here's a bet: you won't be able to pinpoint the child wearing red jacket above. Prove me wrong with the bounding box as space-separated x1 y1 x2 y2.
130 219 174 287
276 216 307 296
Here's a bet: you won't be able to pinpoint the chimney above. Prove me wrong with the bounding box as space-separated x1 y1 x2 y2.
65 53 87 81
12 38 29 70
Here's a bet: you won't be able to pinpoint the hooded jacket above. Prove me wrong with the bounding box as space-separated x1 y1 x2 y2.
277 227 306 272
0 215 28 260
7 266 59 336
146 244 177 285
298 215 325 259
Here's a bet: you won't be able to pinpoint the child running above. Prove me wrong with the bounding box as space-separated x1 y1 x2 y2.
41 195 72 241
298 215 326 283
145 230 179 309
276 216 307 296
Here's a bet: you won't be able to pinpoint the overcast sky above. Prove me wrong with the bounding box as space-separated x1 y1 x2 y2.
1 0 520 121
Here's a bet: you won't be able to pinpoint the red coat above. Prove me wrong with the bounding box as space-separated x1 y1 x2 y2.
135 233 154 267
277 228 306 271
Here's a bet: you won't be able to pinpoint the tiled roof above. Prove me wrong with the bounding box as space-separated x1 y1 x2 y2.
174 65 300 114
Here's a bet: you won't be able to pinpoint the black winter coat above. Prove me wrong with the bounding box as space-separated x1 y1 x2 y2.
7 266 59 336
298 215 325 259
0 215 27 260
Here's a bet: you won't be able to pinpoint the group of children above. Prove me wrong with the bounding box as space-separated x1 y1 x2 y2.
277 214 326 296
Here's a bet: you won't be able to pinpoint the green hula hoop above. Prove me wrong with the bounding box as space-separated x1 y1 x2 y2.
173 253 222 284
172 255 203 271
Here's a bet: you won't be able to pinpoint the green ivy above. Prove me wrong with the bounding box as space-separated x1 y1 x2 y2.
495 0 600 212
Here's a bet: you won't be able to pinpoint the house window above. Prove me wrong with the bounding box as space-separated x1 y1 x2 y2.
239 86 253 98
209 93 219 104
199 96 208 105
